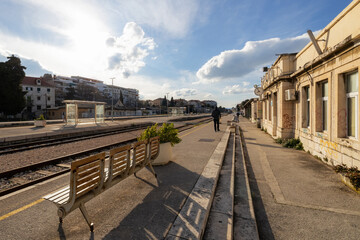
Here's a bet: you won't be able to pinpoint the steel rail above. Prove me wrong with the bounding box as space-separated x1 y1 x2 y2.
0 123 153 155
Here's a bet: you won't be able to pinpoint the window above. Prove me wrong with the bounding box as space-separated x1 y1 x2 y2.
47 88 51 92
47 96 50 101
30 87 33 91
346 71 358 138
322 82 328 131
37 96 41 101
302 86 310 128
269 95 272 121
37 88 41 92
37 105 41 110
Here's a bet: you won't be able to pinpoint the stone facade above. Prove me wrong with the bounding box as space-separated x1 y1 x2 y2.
260 1 360 167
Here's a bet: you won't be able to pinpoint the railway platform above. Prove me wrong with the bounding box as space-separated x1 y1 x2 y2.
0 115 208 144
0 115 257 239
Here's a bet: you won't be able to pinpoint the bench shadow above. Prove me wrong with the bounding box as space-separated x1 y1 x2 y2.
102 162 210 240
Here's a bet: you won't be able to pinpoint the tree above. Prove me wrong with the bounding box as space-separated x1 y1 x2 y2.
0 55 26 116
119 90 124 104
65 86 76 100
161 96 167 106
170 97 175 107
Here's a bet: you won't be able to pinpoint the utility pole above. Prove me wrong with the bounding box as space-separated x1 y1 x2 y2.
110 77 115 122
166 92 169 115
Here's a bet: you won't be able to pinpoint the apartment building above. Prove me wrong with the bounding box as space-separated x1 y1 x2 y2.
22 76 55 117
260 1 360 167
53 75 139 107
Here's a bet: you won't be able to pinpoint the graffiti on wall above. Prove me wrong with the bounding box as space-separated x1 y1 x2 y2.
282 113 295 129
319 139 339 159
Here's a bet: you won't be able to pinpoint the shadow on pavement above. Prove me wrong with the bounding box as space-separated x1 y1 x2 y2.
103 161 208 240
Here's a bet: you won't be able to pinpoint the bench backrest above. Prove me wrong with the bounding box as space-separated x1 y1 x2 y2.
69 152 105 200
67 137 159 201
149 136 160 160
107 144 131 185
132 140 148 170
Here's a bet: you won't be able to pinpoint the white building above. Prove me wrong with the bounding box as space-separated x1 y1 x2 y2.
22 76 55 117
53 75 139 108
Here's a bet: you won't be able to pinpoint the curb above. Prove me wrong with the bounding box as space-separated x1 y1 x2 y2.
235 126 259 240
339 173 360 194
165 127 231 239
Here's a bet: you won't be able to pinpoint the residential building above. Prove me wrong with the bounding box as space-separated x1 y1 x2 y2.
22 76 55 118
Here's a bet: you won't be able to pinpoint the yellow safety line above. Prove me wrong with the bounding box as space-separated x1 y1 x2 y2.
179 122 211 139
0 121 211 222
0 198 44 221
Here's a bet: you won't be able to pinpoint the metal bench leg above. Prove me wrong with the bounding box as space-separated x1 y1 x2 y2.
148 163 157 178
79 203 94 232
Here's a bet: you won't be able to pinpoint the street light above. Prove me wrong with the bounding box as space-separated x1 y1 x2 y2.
166 92 169 115
45 93 48 119
110 77 115 122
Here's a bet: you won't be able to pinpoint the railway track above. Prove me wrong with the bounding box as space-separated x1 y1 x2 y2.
0 119 211 197
0 123 154 155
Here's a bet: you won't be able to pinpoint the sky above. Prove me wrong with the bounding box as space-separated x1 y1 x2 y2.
0 0 353 108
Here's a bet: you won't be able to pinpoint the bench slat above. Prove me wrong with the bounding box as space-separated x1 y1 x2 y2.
77 170 101 185
77 165 101 179
44 186 69 200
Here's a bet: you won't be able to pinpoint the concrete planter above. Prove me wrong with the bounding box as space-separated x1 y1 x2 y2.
34 120 46 127
152 142 173 165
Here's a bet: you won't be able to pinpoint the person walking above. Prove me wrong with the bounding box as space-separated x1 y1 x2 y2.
211 107 221 132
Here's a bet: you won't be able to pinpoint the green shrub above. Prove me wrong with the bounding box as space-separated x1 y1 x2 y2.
295 142 304 150
282 138 301 149
334 164 348 173
276 138 303 150
334 164 360 190
35 114 45 120
138 123 181 146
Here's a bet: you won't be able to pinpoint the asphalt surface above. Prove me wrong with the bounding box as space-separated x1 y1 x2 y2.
239 117 360 240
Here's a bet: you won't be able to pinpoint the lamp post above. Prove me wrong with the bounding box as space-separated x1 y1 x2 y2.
166 92 169 115
110 77 115 122
45 93 48 119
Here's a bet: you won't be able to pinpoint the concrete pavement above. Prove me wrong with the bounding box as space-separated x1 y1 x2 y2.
0 116 233 239
238 117 360 240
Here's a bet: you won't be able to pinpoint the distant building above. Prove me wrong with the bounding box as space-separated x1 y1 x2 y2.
22 76 55 118
53 75 139 109
201 100 217 108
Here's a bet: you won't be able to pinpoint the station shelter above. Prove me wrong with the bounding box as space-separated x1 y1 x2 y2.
63 100 106 125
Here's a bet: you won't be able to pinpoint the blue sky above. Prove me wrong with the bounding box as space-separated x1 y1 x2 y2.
0 0 352 107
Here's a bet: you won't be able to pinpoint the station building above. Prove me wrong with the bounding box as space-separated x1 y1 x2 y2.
260 1 360 167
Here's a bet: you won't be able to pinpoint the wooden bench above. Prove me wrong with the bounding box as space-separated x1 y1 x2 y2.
43 136 160 231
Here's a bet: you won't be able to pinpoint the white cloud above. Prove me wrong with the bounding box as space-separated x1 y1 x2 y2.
107 22 156 78
109 0 207 38
112 75 172 100
196 33 311 83
172 88 198 97
222 85 254 95
0 0 156 80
